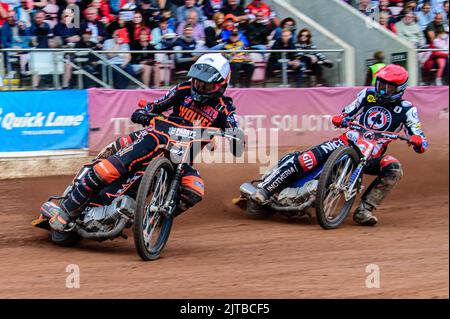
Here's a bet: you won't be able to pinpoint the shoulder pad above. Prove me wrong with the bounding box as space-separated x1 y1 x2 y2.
401 100 413 108
176 81 192 92
364 89 377 103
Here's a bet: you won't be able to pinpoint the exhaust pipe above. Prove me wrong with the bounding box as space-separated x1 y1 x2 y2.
74 217 129 241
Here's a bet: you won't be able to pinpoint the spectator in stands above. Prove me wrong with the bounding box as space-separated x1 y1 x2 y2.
245 9 275 50
425 12 446 43
32 35 64 89
1 9 30 75
365 51 386 86
130 11 150 41
204 11 224 48
430 0 447 11
42 0 59 29
119 0 138 22
223 28 255 87
32 0 49 9
89 0 115 24
416 1 435 32
379 12 396 31
130 28 158 87
202 0 226 20
222 0 248 23
103 28 135 89
30 10 51 48
176 0 206 25
151 16 176 49
358 0 371 15
106 16 130 41
296 28 333 86
442 1 449 31
379 0 392 15
1 8 30 49
176 8 205 41
75 28 101 87
0 1 9 28
80 6 107 48
221 13 249 46
53 9 80 47
404 0 419 12
172 23 198 72
273 17 296 41
15 0 32 28
395 9 425 47
267 28 302 87
422 29 449 85
161 7 176 30
246 0 278 26
140 0 160 30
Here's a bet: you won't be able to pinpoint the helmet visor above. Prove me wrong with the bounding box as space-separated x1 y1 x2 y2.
192 78 223 94
375 80 397 96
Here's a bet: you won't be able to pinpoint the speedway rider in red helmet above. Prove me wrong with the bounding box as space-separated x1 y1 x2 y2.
252 64 428 226
48 53 244 233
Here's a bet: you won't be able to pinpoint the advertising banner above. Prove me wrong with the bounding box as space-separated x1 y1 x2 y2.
88 87 449 152
0 90 88 152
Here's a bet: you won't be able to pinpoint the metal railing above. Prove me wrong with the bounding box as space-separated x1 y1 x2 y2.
415 48 449 86
1 47 345 90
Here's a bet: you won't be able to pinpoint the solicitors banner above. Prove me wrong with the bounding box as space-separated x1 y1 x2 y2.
0 90 88 152
88 87 449 152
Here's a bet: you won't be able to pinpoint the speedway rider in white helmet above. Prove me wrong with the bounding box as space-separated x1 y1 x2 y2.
49 53 244 232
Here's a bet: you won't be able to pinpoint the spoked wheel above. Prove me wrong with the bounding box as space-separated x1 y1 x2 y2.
315 146 360 229
133 157 174 261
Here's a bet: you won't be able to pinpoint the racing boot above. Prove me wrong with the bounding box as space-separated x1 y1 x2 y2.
251 152 302 205
353 157 403 226
49 167 105 232
353 201 378 226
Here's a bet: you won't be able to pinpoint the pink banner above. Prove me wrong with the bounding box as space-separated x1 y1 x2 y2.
88 87 449 152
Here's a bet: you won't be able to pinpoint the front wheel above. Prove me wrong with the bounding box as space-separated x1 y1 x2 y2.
315 146 361 229
133 157 174 261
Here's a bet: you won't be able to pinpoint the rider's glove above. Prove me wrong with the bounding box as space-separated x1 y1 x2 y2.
131 108 153 126
332 114 350 128
138 99 152 109
408 135 428 154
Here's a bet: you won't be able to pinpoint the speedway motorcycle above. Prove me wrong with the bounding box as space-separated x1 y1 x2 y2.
234 120 409 229
33 114 240 261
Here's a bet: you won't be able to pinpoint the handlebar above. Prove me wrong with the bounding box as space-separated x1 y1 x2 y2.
145 112 242 142
346 120 409 142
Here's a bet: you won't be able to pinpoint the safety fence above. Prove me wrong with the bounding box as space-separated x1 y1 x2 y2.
0 48 345 90
415 48 450 86
0 87 448 154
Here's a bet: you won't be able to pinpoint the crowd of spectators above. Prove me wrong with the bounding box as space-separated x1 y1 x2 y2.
345 0 449 85
0 0 334 89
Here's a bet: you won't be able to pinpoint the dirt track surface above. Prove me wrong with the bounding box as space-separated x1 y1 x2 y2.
0 145 448 298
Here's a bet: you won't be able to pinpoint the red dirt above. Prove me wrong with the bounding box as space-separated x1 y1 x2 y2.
0 144 448 298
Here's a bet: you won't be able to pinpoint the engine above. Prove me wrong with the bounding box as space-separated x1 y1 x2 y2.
82 195 136 233
277 179 318 207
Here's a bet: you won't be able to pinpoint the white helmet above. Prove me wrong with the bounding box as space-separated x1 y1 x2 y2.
187 53 231 104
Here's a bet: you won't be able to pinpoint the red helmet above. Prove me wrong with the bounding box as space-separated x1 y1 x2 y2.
374 64 409 104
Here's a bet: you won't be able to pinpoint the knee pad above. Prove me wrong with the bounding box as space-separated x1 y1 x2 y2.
93 158 126 185
380 156 403 185
180 172 205 209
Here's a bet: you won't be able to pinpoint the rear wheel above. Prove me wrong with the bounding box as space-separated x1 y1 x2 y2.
315 146 360 229
133 157 174 261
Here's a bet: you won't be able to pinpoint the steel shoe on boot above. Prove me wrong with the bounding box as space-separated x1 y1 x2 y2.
353 201 378 226
46 202 73 232
251 188 270 205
